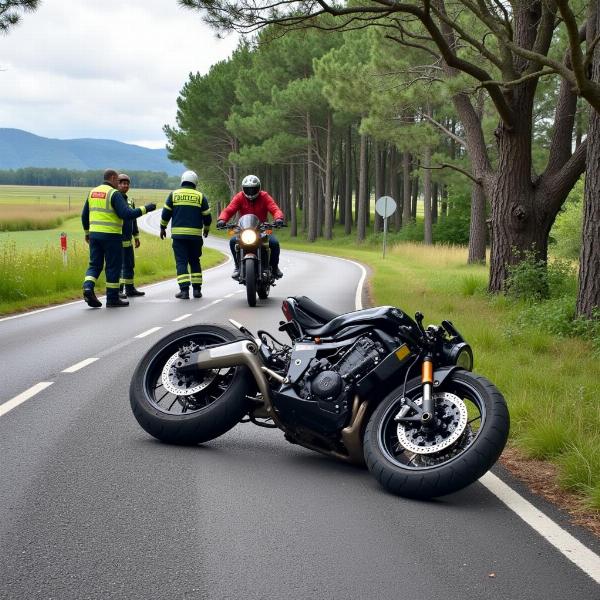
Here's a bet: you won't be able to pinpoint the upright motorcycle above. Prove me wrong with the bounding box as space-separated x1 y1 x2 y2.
130 296 509 499
220 216 282 307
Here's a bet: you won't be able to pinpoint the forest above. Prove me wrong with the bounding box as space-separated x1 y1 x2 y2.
168 0 599 321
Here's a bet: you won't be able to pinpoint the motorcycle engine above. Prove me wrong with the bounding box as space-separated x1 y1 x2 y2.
301 336 384 413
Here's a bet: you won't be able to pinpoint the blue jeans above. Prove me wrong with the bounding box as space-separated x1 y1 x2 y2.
230 234 280 267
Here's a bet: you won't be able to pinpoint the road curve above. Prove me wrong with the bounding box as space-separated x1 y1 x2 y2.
0 220 599 600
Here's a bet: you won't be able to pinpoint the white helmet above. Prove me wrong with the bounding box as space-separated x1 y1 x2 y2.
242 174 261 200
181 170 198 186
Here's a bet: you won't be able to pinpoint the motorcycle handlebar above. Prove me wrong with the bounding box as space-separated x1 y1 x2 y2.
216 221 287 230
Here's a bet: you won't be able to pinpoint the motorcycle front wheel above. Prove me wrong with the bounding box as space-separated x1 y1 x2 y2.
129 324 254 445
244 260 257 306
363 370 509 498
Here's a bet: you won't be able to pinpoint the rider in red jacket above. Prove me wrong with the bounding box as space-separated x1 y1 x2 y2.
217 175 285 279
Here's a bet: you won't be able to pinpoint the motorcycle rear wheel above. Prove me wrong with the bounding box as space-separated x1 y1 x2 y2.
363 370 509 498
130 324 253 445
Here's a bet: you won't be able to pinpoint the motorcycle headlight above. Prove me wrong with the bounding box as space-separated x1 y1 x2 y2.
240 229 258 245
451 343 473 371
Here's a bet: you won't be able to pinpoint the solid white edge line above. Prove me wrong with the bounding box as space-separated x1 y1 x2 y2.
480 473 600 584
135 327 162 339
62 357 99 373
0 382 54 418
350 254 600 583
172 313 192 322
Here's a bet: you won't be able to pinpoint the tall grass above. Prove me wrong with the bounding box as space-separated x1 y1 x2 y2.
0 204 69 231
0 234 223 314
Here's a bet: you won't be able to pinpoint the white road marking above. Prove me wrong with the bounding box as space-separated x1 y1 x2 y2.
225 293 235 298
172 314 192 322
211 299 224 304
0 382 54 418
481 473 600 584
62 358 99 373
350 256 600 583
135 327 162 339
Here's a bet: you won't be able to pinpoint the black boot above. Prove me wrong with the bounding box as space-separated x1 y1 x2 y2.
232 266 240 279
83 288 102 308
119 284 127 299
175 288 190 299
192 285 202 298
126 285 145 297
106 297 129 307
271 266 283 279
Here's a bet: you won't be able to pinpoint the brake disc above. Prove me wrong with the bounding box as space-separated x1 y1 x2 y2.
396 392 468 454
161 350 224 396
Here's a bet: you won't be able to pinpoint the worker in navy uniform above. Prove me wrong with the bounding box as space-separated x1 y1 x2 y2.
117 173 145 299
159 170 211 299
82 169 156 308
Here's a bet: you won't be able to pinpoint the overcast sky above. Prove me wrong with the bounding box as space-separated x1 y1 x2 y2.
0 1 238 148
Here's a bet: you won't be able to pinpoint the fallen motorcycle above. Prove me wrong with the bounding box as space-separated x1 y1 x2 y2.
130 296 509 499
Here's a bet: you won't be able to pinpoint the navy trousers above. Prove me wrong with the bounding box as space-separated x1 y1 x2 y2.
172 238 203 290
83 235 122 300
121 244 135 287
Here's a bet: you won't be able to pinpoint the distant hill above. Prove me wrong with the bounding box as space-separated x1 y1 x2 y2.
0 128 184 176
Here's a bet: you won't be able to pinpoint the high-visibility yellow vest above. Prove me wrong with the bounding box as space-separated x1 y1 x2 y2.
172 188 204 208
88 184 122 234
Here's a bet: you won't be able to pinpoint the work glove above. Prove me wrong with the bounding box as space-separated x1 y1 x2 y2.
217 219 226 229
160 227 167 240
84 234 90 244
203 227 210 238
274 219 284 228
145 203 156 212
134 238 141 249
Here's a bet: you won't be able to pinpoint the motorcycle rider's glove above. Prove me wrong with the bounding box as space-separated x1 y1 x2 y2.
217 219 226 229
159 227 167 240
144 203 156 212
203 227 210 238
274 219 284 228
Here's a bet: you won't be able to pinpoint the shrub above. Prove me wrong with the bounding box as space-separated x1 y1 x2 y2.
550 179 583 260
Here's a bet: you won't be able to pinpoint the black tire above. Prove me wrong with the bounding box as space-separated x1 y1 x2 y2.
363 370 509 499
257 282 270 299
245 260 257 306
129 324 254 445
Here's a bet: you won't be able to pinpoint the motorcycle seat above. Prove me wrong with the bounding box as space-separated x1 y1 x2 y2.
293 296 340 328
304 306 394 338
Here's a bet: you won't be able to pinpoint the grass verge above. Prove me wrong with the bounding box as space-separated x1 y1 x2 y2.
0 226 223 315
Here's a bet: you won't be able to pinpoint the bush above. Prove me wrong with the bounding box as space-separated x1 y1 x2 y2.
433 194 472 245
506 250 575 301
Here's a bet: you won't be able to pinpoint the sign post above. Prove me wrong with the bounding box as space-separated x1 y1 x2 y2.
60 232 68 266
375 196 397 259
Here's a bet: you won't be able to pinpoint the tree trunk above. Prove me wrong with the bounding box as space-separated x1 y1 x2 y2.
302 161 308 232
468 182 487 264
290 163 297 238
411 173 419 221
389 147 401 231
441 184 448 218
357 133 367 241
345 126 353 234
577 7 600 318
307 114 317 242
402 151 411 225
423 146 433 244
374 141 384 233
324 113 333 240
338 139 345 225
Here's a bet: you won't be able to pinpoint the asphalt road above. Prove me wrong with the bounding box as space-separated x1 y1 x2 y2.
0 222 599 600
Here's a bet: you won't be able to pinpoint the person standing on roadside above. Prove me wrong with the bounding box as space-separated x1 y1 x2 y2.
117 173 145 299
82 169 156 308
159 170 211 300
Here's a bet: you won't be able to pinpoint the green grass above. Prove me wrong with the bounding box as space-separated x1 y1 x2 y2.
0 229 223 314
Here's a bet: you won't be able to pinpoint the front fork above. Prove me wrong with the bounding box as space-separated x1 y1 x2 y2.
420 354 435 426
